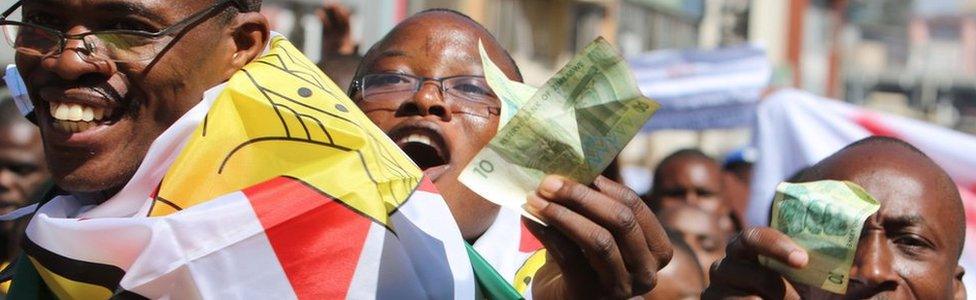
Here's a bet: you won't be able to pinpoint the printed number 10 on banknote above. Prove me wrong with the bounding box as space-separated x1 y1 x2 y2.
761 180 881 294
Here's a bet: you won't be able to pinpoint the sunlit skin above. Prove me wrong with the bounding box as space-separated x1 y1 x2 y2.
354 11 673 299
16 0 268 199
658 204 726 282
704 138 967 299
651 152 737 234
653 154 724 214
642 239 704 300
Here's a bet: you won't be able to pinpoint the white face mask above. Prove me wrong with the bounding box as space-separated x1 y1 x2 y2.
4 64 34 118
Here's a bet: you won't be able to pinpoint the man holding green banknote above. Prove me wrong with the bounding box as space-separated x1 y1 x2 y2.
704 136 966 299
351 9 673 299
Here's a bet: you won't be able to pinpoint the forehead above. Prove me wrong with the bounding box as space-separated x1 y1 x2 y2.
661 158 721 184
0 123 39 146
366 15 494 75
845 167 941 222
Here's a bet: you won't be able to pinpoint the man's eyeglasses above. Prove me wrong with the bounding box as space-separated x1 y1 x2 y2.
352 73 499 108
0 0 247 63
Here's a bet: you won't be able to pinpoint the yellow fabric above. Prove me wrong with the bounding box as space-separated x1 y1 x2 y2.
29 258 112 300
153 36 421 222
0 262 8 294
513 249 547 293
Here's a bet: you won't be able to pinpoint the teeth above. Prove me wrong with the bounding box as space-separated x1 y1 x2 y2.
48 102 111 122
403 134 432 145
55 103 69 120
47 102 114 133
68 104 83 121
82 107 93 121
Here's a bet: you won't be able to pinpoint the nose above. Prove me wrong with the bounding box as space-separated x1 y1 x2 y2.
0 169 14 193
685 190 700 206
397 81 452 121
849 231 899 291
40 27 116 81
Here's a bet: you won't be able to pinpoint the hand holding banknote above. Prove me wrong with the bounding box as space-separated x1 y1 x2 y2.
702 227 807 300
463 37 671 299
703 180 881 299
526 175 673 300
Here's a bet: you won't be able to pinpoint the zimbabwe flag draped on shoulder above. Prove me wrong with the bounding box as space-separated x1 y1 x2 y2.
9 34 477 299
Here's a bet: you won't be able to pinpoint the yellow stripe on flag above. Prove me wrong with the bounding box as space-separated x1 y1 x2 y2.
29 257 112 300
513 249 547 293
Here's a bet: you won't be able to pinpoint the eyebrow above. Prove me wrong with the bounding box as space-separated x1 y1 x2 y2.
378 50 408 58
885 214 926 227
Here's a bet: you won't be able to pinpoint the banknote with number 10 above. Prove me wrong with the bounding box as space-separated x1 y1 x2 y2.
459 37 659 224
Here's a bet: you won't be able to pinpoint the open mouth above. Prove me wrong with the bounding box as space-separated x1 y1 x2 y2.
47 101 117 133
38 87 124 135
389 125 451 171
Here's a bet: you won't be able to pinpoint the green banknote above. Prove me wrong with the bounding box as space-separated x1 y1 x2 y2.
761 180 881 294
459 37 659 224
477 40 537 128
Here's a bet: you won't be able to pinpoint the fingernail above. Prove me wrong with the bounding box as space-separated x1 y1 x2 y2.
538 176 563 198
524 195 549 223
788 250 808 267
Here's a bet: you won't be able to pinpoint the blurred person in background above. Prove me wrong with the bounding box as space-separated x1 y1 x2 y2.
0 98 49 294
721 147 756 228
317 2 361 90
705 137 967 299
642 229 705 300
656 202 726 283
646 149 742 235
351 9 672 299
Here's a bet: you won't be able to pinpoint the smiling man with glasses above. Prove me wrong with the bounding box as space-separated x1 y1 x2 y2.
1 0 482 298
4 0 265 198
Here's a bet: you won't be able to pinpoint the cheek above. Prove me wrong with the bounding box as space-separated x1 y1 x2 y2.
895 257 956 296
362 111 397 131
462 116 498 144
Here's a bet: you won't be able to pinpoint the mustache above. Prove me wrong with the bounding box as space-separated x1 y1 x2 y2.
34 70 131 102
35 75 143 115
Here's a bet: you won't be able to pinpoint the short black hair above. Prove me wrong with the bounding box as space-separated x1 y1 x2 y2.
351 8 523 94
216 0 262 24
227 0 261 12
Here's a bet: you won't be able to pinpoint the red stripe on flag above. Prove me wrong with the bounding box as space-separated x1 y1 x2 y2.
244 177 373 299
853 112 899 138
520 220 543 252
417 177 439 194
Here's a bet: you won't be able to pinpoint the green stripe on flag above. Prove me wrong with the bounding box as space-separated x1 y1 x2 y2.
466 243 523 300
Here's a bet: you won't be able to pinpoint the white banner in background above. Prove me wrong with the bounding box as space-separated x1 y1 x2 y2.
749 88 976 293
629 44 771 131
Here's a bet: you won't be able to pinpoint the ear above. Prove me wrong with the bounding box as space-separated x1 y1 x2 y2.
225 12 270 77
954 265 966 300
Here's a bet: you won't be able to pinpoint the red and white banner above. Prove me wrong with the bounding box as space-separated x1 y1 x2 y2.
748 88 976 291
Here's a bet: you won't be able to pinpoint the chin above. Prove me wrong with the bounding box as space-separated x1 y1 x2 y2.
49 159 136 194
